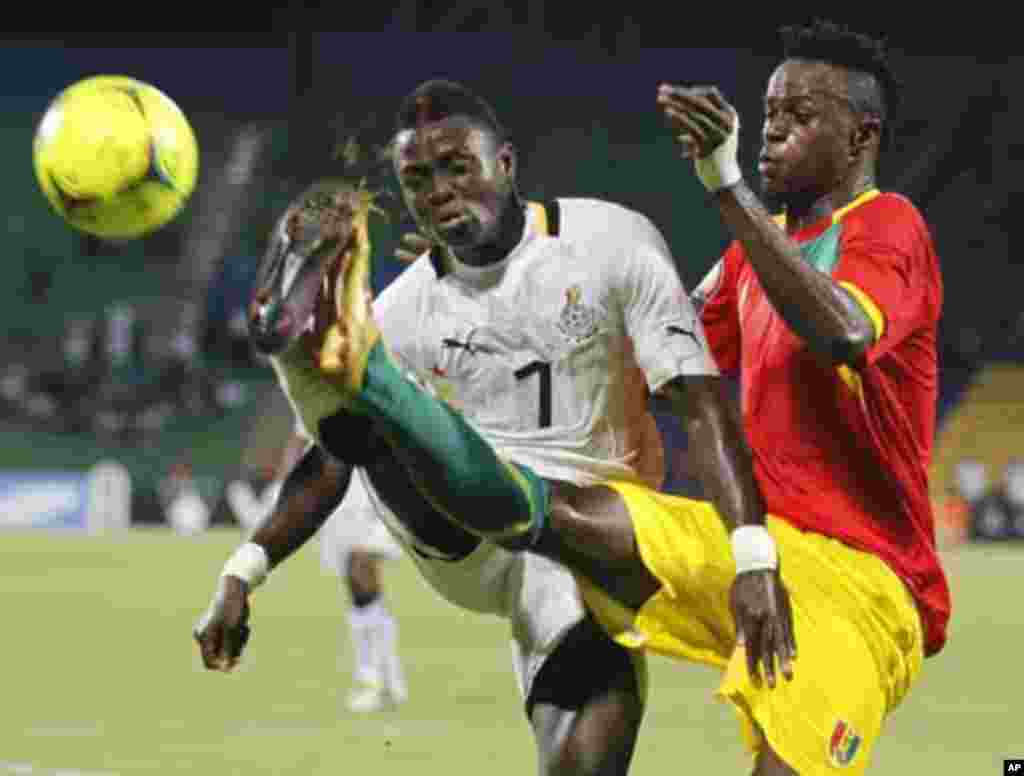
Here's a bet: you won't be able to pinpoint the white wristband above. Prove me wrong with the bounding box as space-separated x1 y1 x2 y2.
221 542 270 588
731 525 778 574
695 108 742 192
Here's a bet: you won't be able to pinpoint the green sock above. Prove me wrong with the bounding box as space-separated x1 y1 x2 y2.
350 341 549 546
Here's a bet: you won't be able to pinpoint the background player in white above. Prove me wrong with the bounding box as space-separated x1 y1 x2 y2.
314 433 408 713
225 427 409 713
227 427 407 713
196 80 790 773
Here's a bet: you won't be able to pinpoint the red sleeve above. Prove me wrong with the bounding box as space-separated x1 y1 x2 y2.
833 195 941 365
696 242 743 375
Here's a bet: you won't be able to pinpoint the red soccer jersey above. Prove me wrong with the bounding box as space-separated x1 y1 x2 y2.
699 189 951 656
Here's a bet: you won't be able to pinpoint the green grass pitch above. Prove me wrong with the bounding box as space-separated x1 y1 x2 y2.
0 530 1019 774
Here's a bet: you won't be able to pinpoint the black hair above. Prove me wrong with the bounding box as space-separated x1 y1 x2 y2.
394 79 506 143
780 19 902 151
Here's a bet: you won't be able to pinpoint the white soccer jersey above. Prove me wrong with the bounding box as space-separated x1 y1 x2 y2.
268 197 706 699
373 198 717 488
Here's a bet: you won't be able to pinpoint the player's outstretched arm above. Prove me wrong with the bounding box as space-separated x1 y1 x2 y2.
248 442 352 568
193 443 351 672
657 84 875 365
661 374 796 688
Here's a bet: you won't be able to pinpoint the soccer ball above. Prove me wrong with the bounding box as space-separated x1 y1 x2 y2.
33 75 199 240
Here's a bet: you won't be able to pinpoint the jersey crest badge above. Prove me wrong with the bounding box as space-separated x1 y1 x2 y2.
828 719 862 767
556 285 600 345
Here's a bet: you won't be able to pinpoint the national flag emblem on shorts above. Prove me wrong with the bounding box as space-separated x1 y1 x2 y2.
828 720 862 767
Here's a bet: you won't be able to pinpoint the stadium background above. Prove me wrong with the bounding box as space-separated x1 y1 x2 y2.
0 20 1019 776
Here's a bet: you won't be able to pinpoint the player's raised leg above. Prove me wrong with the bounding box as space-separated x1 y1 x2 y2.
347 339 551 547
356 415 662 616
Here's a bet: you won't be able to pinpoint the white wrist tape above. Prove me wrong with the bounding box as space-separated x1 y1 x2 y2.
695 108 742 192
731 525 778 574
221 542 269 588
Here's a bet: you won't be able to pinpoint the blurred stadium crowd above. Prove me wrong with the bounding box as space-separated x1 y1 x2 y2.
1 296 253 440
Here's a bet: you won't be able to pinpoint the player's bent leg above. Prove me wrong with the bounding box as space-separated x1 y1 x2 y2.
536 482 662 612
527 616 646 776
360 441 486 560
348 341 551 547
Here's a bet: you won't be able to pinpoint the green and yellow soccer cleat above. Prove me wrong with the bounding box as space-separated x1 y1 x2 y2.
249 177 385 397
318 194 381 395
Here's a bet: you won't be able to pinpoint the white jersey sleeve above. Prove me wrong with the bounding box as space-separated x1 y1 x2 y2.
610 209 719 393
372 258 436 382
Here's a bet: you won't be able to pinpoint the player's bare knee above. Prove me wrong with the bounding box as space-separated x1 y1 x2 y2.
541 735 583 776
548 484 638 567
542 734 605 776
537 686 642 776
544 714 636 776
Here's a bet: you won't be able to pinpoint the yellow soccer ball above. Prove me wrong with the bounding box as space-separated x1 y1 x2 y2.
33 75 199 240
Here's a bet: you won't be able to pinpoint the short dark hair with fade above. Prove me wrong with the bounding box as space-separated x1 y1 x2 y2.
780 19 902 151
394 79 507 143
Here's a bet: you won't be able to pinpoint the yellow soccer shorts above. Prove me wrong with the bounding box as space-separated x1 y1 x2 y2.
575 480 924 776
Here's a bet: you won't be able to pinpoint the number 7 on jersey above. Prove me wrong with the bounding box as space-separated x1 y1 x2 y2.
514 360 552 429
